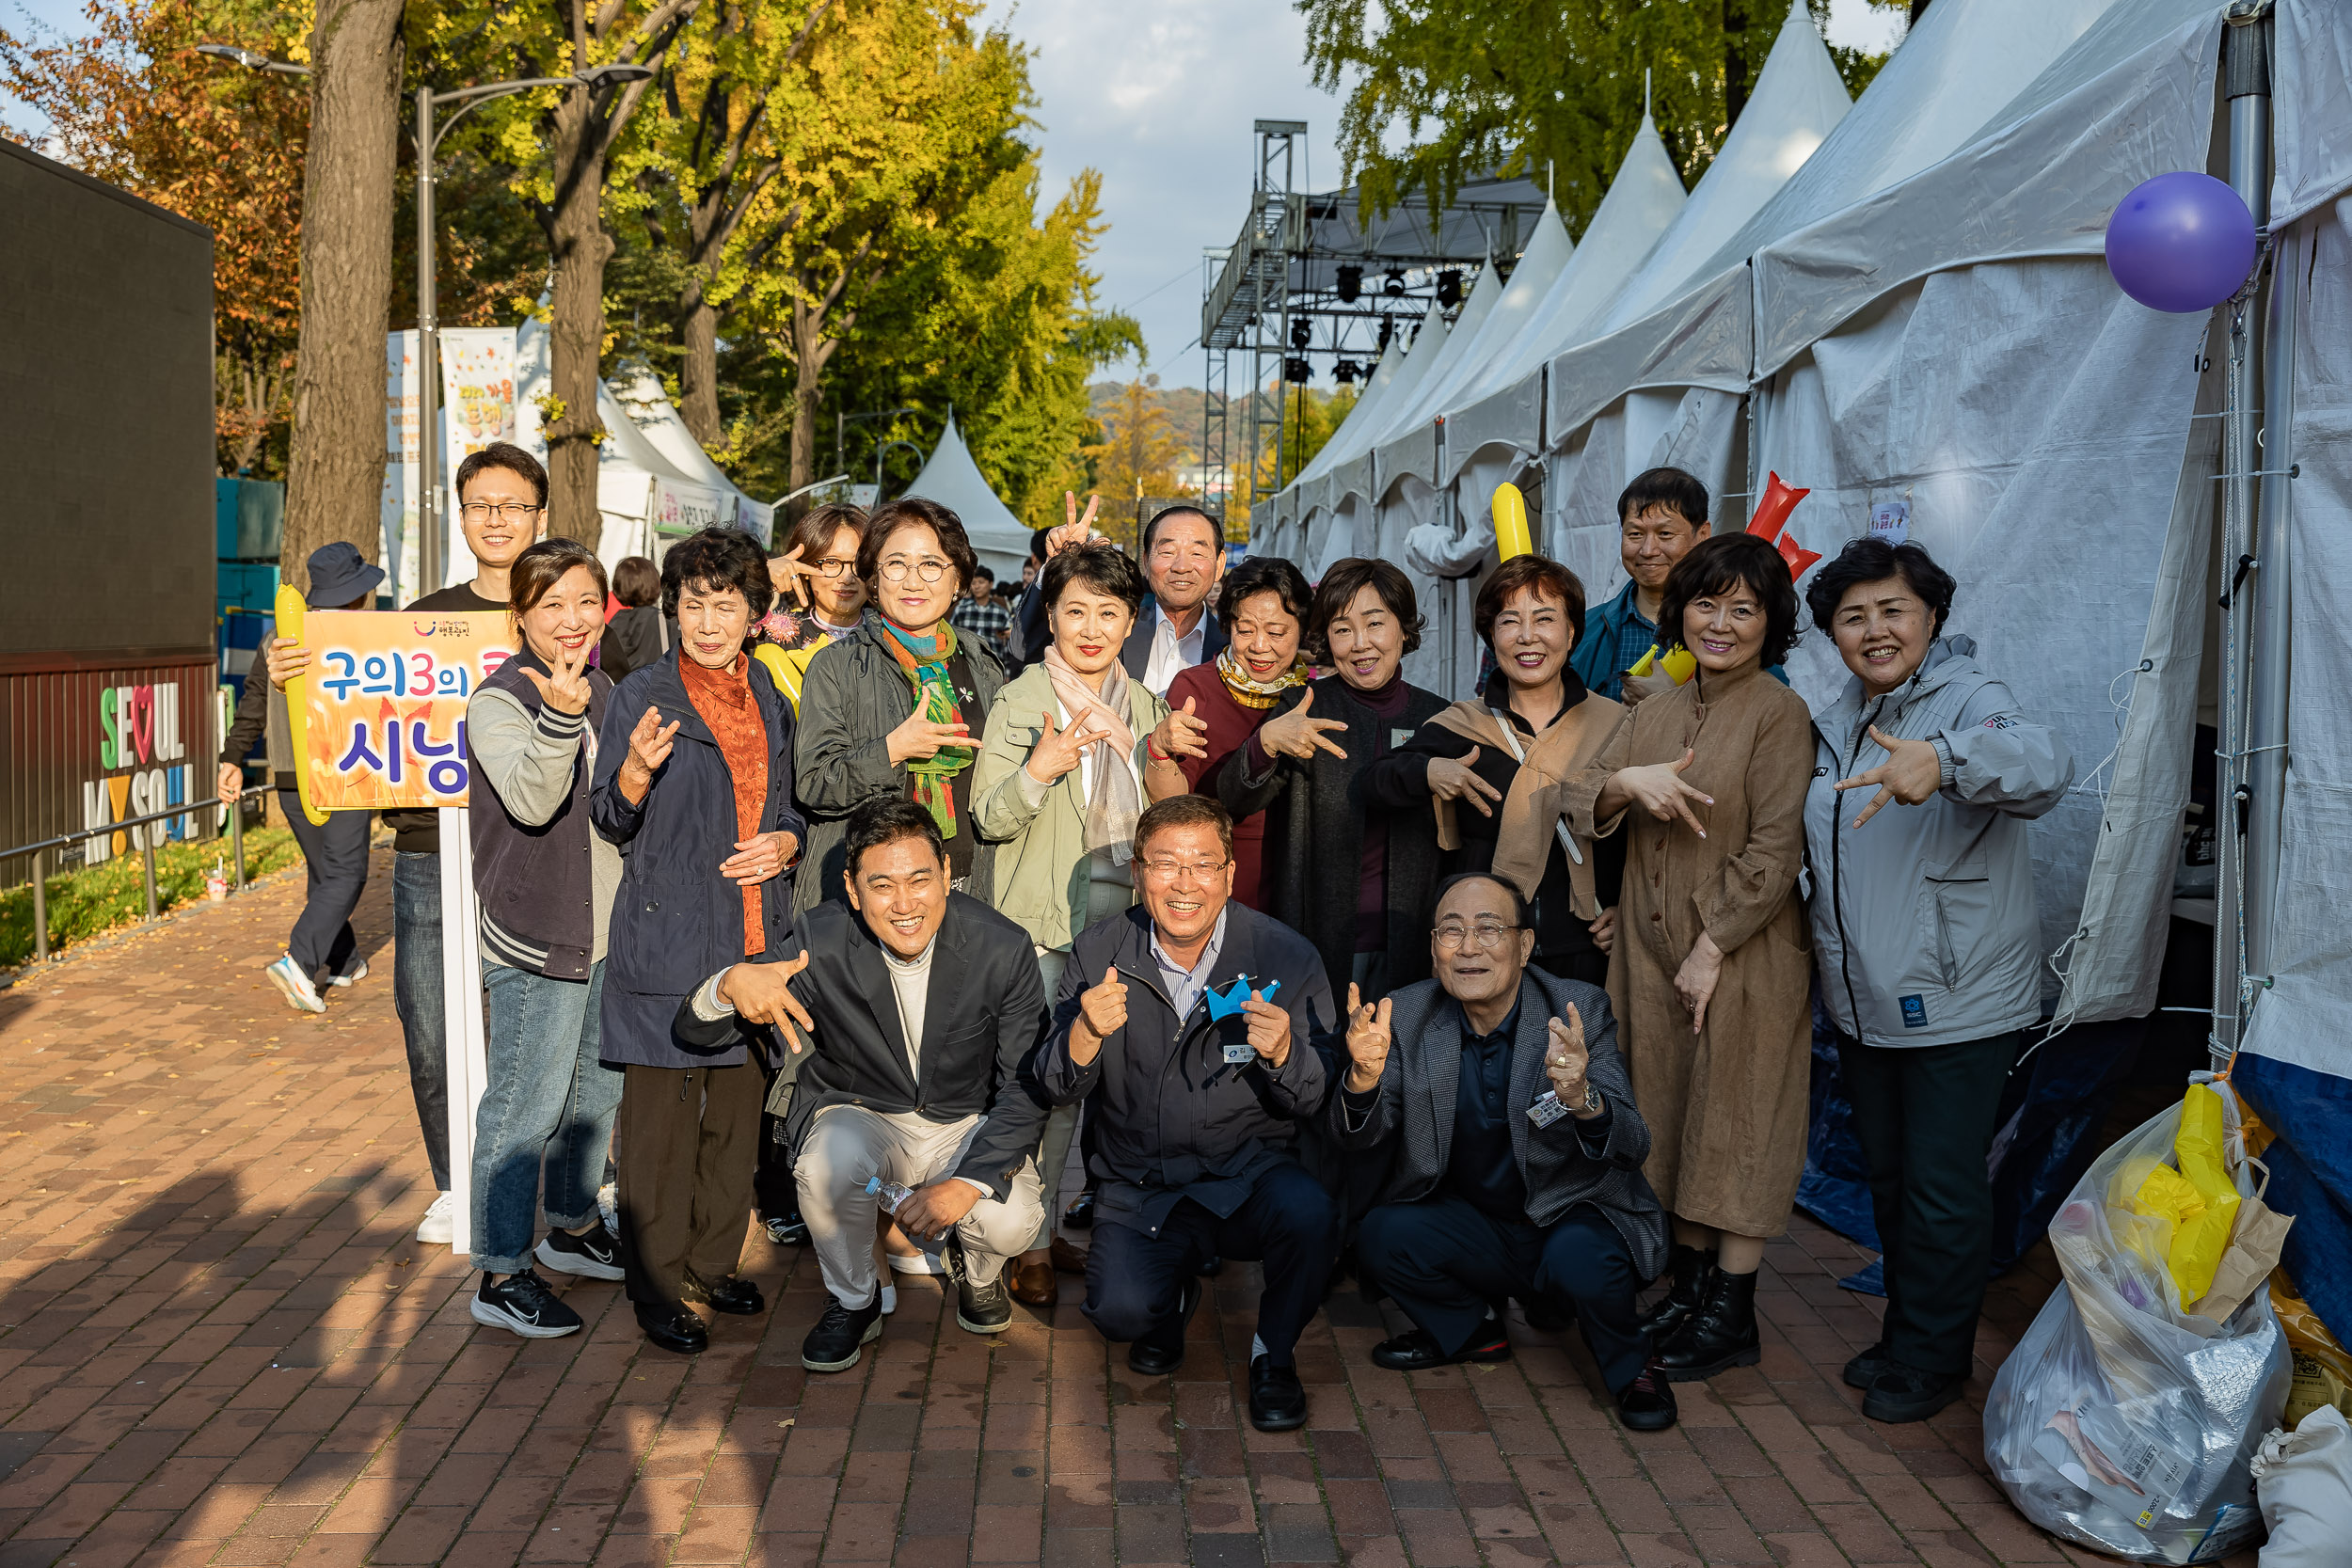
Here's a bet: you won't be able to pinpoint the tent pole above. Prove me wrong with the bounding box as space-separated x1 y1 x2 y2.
2245 159 2296 1015
2212 1 2273 1065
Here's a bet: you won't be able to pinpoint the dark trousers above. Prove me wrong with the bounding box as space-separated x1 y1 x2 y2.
1084 1160 1335 1367
1357 1195 1648 1396
390 852 451 1191
1836 1029 2022 1377
754 1109 797 1221
614 1061 763 1308
277 789 370 980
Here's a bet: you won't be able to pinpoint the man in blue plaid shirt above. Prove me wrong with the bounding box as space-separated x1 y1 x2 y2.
950 563 1013 653
1570 467 1713 702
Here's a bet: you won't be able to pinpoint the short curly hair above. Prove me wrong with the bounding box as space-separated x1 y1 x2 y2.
1216 555 1312 626
1656 532 1802 669
661 526 775 624
1306 558 1423 660
1041 541 1147 614
1472 556 1586 653
859 497 977 597
1805 536 1957 638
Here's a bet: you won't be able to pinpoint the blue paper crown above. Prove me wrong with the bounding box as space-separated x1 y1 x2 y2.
1202 975 1278 1021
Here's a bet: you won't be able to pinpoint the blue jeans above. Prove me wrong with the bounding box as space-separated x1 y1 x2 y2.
392 852 451 1191
472 958 623 1275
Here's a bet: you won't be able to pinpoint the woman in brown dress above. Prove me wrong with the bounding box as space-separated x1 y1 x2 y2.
1565 531 1814 1383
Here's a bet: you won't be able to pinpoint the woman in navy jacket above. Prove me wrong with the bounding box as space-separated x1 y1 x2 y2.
591 528 806 1354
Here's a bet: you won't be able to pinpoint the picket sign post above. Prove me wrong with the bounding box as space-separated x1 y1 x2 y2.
438 808 488 1256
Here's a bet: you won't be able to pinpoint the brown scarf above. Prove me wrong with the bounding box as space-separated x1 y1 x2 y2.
1427 692 1624 919
680 655 771 957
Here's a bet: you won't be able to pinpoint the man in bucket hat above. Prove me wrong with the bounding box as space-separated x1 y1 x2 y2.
217 541 386 1013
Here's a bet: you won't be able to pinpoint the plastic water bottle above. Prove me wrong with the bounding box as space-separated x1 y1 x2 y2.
866 1176 915 1213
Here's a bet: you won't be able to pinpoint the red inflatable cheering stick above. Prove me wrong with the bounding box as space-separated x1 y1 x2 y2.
1745 471 1821 579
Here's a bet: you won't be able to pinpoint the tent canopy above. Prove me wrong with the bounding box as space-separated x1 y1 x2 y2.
898 412 1032 581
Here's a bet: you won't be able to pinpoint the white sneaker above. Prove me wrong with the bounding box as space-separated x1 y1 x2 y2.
886 1248 946 1276
416 1191 454 1245
264 955 326 1014
328 958 370 988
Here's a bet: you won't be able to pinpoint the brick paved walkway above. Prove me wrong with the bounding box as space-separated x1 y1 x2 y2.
0 850 2232 1568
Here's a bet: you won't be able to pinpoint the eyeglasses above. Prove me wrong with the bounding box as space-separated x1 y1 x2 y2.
460 500 544 524
880 558 951 583
1433 920 1520 952
811 556 857 578
1140 857 1230 882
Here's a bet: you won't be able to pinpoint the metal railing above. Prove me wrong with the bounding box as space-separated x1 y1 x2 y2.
5 797 248 966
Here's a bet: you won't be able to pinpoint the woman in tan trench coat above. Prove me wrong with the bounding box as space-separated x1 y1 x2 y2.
1564 531 1815 1384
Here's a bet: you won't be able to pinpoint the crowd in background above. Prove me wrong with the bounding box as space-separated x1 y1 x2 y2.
226 437 2073 1439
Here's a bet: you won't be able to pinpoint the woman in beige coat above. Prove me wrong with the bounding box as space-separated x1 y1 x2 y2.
1565 531 1815 1384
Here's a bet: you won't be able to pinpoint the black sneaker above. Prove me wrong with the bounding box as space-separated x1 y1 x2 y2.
801 1291 885 1372
1371 1323 1511 1371
1863 1362 1966 1424
470 1270 583 1338
942 1242 1013 1335
1843 1339 1892 1390
1615 1362 1679 1432
535 1223 626 1281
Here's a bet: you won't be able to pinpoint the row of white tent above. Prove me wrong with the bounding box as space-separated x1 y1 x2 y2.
1259 0 2352 1052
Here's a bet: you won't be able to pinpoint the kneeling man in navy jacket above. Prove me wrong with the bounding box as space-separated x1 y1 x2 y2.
1034 795 1337 1432
1334 872 1677 1432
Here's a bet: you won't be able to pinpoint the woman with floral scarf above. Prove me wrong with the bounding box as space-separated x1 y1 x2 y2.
792 499 1007 919
1164 556 1314 911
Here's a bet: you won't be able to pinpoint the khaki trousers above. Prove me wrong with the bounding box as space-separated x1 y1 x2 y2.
795 1104 1043 1308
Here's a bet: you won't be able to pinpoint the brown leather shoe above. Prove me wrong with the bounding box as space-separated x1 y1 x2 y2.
1009 1259 1057 1307
1050 1235 1090 1275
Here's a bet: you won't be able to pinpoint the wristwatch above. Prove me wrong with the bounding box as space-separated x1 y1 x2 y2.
1577 1083 1602 1115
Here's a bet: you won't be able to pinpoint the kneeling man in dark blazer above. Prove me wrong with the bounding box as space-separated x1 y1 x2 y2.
1033 795 1336 1433
675 798 1049 1375
1334 871 1677 1432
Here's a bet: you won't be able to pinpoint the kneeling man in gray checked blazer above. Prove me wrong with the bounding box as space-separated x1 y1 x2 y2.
1330 871 1677 1432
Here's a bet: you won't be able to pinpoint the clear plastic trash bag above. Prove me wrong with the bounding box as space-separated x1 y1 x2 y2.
1986 1083 2292 1563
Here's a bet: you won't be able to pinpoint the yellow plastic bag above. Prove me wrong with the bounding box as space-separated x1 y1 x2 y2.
2126 1085 2240 1308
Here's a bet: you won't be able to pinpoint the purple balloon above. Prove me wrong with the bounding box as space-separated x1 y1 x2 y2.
2106 172 2257 313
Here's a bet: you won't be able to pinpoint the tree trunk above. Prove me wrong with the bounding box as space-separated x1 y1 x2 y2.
279 0 404 594
545 87 612 553
787 294 834 503
680 287 721 445
1723 1 1753 131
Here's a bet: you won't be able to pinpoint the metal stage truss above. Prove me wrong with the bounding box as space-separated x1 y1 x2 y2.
1199 120 1546 530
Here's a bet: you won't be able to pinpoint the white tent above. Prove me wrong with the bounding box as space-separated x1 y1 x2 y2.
1373 201 1576 493
898 411 1033 582
1271 334 1407 570
611 367 774 546
1300 304 1453 568
1437 116 1689 489
511 319 772 580
1587 3 1852 337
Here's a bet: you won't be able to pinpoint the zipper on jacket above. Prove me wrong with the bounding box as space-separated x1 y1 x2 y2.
1829 695 1893 1037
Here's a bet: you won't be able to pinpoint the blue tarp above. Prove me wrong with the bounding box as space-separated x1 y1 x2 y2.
2233 1052 2352 1345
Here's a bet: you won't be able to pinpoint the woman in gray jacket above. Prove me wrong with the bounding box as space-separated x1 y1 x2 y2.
1802 537 2073 1427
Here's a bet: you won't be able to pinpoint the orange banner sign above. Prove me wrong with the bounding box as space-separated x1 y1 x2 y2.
298 610 513 810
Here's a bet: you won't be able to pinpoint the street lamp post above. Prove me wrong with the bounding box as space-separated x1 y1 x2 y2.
199 47 652 594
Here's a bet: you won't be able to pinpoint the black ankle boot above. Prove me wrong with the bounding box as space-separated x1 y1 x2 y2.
1638 1244 1716 1343
1653 1267 1760 1382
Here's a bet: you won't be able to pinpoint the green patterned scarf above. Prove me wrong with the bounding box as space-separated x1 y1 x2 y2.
878 617 971 837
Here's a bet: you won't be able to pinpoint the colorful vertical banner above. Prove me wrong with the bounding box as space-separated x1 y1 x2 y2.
439 327 519 581
295 610 512 810
382 330 422 603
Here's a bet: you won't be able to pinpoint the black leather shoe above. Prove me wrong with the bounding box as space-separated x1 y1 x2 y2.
1863 1362 1965 1424
1371 1324 1512 1371
1638 1243 1715 1343
1615 1362 1678 1432
802 1291 885 1372
1063 1188 1096 1229
1248 1354 1309 1432
1125 1278 1200 1376
1653 1268 1760 1383
634 1301 709 1354
691 1273 765 1316
1843 1339 1892 1390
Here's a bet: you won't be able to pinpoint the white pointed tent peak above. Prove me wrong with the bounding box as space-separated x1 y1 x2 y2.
1593 1 1851 332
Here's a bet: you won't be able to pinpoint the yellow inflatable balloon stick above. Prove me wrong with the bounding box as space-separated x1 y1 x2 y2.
1491 482 1534 562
